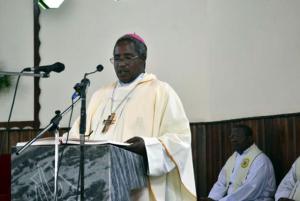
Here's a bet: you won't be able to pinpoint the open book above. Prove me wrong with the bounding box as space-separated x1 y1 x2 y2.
16 137 130 147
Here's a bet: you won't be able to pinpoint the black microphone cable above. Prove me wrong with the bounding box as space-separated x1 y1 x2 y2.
3 69 25 155
66 95 77 142
7 69 25 124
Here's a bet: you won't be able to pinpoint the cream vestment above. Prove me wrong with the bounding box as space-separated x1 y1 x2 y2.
68 73 196 201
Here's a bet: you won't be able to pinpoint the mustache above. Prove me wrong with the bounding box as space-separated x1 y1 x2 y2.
117 69 129 73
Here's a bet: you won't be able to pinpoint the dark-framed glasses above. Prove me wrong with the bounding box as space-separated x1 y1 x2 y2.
109 55 139 65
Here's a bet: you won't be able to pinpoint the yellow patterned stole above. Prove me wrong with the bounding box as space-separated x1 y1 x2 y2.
224 144 262 192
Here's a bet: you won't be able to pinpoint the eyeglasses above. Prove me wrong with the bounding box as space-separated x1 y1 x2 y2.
109 55 139 65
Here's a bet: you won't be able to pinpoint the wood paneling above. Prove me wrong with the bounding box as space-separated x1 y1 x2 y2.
1 113 300 199
191 123 206 196
0 154 10 201
33 0 41 129
0 128 68 154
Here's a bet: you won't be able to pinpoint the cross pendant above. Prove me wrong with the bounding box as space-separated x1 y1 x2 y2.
102 113 116 133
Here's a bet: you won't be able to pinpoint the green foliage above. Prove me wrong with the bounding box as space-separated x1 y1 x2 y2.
0 75 12 91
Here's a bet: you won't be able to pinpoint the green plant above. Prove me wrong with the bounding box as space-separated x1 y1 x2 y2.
0 75 12 91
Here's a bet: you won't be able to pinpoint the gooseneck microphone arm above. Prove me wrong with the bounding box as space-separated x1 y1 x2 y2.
0 71 49 78
83 64 104 78
73 64 104 134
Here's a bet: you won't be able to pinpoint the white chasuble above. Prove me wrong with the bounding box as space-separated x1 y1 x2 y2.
68 73 196 201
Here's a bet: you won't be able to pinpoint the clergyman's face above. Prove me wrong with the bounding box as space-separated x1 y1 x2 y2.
230 128 252 154
113 41 145 83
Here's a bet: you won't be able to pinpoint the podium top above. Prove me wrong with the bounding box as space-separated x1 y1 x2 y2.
16 137 130 147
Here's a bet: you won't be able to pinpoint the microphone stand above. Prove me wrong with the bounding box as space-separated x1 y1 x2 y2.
72 66 102 200
0 70 49 78
49 110 61 201
75 76 90 201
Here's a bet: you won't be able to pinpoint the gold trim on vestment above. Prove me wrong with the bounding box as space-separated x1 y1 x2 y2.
158 139 197 199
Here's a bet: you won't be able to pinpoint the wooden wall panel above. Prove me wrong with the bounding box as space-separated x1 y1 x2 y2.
191 123 206 197
1 113 300 199
0 129 68 154
295 116 300 155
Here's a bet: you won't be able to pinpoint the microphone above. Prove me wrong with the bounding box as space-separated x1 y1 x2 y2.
72 65 104 100
23 62 65 74
96 64 104 72
84 64 104 78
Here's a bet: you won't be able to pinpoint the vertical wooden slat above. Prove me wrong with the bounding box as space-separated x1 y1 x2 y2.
191 123 207 197
294 116 300 157
33 0 41 129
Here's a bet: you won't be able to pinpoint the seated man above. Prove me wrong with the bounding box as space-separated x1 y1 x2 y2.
200 125 276 201
275 157 300 201
68 33 196 201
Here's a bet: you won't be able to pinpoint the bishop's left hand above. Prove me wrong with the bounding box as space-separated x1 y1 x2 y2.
124 136 149 171
125 136 147 157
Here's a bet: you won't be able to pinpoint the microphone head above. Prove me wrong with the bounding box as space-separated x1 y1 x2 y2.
52 62 65 73
96 65 104 72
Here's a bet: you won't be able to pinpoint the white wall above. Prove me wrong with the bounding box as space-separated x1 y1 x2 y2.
1 0 300 126
38 0 209 126
0 0 34 122
206 0 300 121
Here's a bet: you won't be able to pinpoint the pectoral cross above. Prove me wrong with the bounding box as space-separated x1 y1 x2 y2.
102 113 116 133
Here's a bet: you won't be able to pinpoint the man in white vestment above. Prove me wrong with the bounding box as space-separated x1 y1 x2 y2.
275 157 300 201
68 33 197 201
200 125 276 201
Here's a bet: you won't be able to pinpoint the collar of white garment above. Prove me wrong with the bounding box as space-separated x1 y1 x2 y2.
117 73 145 88
237 143 255 156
